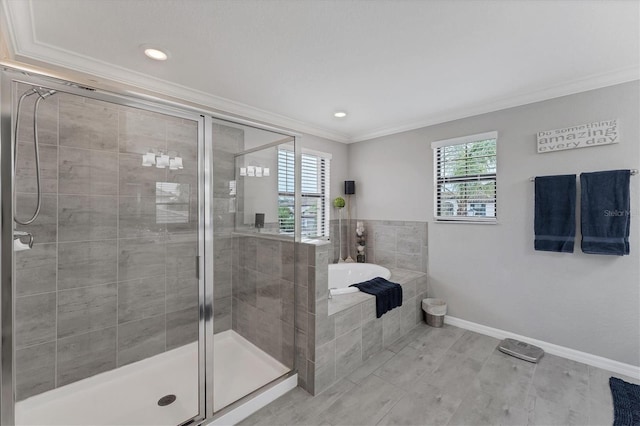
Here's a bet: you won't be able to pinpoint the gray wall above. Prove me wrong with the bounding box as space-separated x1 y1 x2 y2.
232 130 348 230
348 82 640 366
300 133 350 206
14 89 199 400
240 148 279 225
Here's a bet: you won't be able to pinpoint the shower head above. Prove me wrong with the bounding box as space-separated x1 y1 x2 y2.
14 85 57 226
20 87 56 101
35 88 57 99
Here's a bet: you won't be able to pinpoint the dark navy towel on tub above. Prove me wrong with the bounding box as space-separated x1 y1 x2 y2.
534 174 576 253
580 170 631 255
350 277 402 318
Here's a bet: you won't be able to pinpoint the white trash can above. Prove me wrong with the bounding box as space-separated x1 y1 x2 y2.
422 298 447 328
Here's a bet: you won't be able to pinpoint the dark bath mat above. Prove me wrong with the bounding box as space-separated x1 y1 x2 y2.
610 377 640 426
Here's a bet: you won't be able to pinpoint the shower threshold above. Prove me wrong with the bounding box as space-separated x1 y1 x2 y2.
16 331 291 425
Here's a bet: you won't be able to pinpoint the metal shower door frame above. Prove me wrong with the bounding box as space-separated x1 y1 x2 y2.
0 67 16 426
0 68 210 426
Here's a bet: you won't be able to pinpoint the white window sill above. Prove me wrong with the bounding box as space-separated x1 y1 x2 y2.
433 218 498 225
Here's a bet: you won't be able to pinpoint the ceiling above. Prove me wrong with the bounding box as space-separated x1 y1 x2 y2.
2 0 639 143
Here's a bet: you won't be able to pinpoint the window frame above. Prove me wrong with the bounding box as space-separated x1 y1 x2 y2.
277 148 331 237
431 131 498 224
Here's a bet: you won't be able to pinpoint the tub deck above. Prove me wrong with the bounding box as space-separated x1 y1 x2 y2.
328 268 426 316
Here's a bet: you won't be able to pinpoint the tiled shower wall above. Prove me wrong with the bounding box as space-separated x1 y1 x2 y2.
14 88 199 400
231 236 296 370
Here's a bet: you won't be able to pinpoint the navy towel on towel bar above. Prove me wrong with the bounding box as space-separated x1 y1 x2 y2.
534 174 576 253
580 170 631 255
350 277 402 318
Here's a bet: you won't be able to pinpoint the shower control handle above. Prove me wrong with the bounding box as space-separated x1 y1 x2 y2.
14 231 34 248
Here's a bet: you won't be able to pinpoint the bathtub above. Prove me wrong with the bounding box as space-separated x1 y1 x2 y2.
328 263 391 296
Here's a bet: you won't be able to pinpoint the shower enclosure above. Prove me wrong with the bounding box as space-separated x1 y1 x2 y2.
0 69 298 425
210 119 297 413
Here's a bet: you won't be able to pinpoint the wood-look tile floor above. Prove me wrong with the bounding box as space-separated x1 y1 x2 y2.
240 324 638 426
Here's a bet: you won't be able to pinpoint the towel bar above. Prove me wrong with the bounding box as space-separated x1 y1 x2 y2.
529 169 638 181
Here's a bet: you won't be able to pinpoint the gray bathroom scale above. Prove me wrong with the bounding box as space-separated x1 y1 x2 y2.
498 338 544 363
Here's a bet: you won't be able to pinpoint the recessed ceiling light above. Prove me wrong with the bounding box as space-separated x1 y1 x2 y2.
334 111 347 118
143 47 168 61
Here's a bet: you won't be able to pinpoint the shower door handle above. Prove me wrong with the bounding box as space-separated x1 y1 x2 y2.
14 230 34 248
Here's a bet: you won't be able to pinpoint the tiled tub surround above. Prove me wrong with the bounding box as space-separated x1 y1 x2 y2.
14 89 199 400
297 241 429 395
330 220 428 274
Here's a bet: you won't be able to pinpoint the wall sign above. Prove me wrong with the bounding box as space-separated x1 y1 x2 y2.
537 119 619 153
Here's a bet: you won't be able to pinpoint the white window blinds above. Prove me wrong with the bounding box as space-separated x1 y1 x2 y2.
278 149 330 237
432 131 497 222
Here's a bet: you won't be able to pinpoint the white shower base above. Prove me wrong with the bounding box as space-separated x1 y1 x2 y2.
212 330 290 411
16 330 292 426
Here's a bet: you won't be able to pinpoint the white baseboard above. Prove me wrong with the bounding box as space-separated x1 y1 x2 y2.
444 316 640 379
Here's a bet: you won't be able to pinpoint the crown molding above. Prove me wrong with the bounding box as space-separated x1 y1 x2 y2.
349 66 640 143
14 44 352 143
4 0 638 145
2 0 351 143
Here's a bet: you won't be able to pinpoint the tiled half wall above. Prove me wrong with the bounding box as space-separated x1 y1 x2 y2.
300 224 429 395
230 235 297 370
330 220 428 273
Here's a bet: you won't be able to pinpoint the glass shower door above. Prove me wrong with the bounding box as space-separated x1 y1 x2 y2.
210 118 296 413
4 74 204 426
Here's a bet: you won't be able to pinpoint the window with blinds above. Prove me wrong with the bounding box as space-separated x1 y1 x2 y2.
278 149 330 237
432 131 497 222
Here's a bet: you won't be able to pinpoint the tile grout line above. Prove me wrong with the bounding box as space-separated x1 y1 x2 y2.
115 101 120 368
523 358 538 421
444 331 504 426
54 95 60 390
586 365 594 425
163 118 168 353
377 326 464 425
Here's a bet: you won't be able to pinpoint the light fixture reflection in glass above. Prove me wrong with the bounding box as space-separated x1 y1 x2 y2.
238 165 271 177
156 154 171 169
142 151 184 170
169 157 184 170
142 152 156 167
